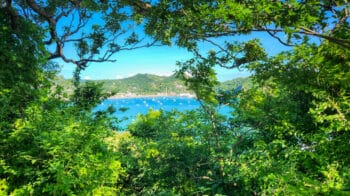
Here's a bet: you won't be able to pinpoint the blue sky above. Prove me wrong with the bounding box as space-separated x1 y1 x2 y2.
58 45 255 82
56 9 292 82
50 2 327 82
58 31 291 82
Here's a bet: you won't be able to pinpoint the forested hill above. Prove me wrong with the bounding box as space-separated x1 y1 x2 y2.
101 74 188 95
56 74 251 96
219 77 252 91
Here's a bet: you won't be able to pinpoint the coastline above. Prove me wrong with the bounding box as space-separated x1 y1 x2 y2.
108 93 196 100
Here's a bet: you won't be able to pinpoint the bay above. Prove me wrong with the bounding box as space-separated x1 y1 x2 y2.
95 96 232 128
95 96 200 127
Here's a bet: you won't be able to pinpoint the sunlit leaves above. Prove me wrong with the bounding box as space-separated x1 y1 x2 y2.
230 37 350 193
118 109 218 194
128 109 162 138
176 52 219 104
0 10 123 194
3 98 122 195
142 0 349 49
2 0 350 194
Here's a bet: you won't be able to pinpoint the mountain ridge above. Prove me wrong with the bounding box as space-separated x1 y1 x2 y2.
56 73 251 97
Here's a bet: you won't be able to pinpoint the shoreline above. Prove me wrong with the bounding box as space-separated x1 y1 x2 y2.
108 93 196 100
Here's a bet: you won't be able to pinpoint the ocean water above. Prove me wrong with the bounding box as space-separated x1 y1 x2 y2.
95 97 200 127
95 96 232 128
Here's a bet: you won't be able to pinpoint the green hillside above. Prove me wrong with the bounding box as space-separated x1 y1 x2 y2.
218 77 252 91
100 74 190 95
56 74 251 97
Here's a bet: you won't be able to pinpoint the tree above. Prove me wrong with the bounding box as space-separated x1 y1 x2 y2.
141 0 349 49
222 39 350 194
0 1 131 194
135 0 350 194
0 7 51 122
1 97 124 194
2 0 157 82
2 0 349 194
116 109 245 194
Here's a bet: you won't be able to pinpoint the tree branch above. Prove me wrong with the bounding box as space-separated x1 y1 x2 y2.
266 30 295 47
5 0 19 29
26 0 64 60
197 26 350 50
298 26 350 50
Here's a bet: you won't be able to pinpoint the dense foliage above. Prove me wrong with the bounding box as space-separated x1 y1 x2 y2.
0 8 123 195
228 41 350 194
1 0 349 195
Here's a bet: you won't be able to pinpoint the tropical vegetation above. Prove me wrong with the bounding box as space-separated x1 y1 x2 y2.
1 0 349 195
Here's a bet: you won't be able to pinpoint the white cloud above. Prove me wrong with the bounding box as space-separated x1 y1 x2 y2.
127 73 137 77
183 71 193 79
84 76 91 80
154 72 173 77
115 75 124 79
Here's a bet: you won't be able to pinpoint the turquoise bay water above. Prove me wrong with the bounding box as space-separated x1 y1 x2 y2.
95 96 231 128
96 97 200 127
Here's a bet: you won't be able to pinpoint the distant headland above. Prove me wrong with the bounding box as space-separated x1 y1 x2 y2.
108 92 196 99
55 73 251 98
